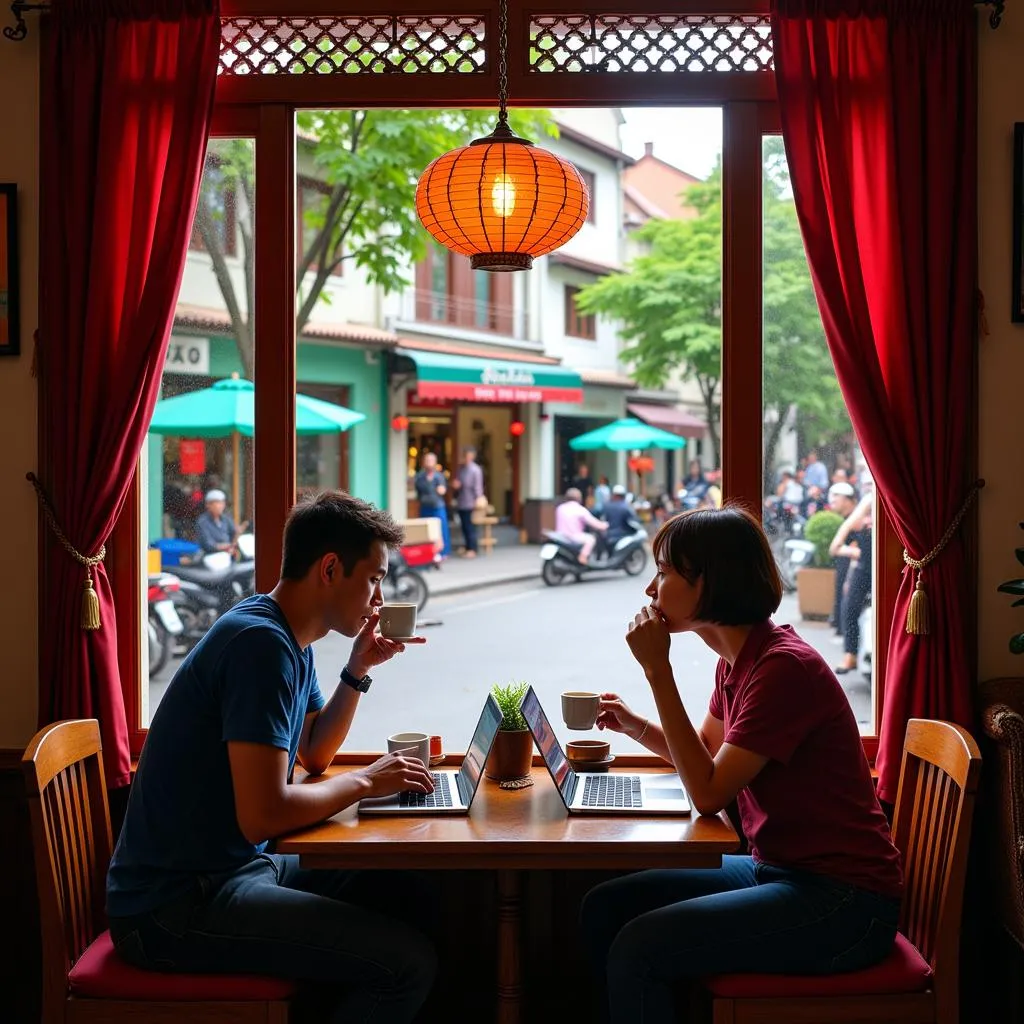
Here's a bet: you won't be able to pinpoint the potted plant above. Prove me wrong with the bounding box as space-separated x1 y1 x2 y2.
486 681 534 781
998 521 1024 655
796 509 844 620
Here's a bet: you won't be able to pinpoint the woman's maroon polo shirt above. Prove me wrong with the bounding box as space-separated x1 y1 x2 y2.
708 619 902 899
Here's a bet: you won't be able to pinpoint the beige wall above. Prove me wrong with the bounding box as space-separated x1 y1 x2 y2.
0 17 1019 748
978 15 1024 683
0 34 39 747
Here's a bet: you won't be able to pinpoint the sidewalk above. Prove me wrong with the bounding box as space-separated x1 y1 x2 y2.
419 524 542 597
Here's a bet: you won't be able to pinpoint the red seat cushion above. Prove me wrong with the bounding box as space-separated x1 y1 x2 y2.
68 931 296 1002
704 932 933 998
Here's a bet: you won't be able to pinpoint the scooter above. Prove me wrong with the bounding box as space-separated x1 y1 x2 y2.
383 546 430 613
148 572 184 677
539 522 648 586
168 533 256 651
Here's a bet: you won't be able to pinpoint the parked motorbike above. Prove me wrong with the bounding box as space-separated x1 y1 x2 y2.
764 500 807 593
148 572 184 677
383 546 430 613
539 522 648 586
168 533 256 651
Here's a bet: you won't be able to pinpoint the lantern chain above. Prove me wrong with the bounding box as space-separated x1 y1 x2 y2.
496 0 509 128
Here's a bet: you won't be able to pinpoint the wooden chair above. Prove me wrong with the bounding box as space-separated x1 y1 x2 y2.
23 719 295 1023
702 717 982 1024
472 503 499 555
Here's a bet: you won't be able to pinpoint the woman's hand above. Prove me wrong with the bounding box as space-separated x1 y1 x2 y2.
596 693 648 740
626 605 671 679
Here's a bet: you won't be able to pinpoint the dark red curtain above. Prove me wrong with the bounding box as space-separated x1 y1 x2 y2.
770 0 977 801
38 0 220 788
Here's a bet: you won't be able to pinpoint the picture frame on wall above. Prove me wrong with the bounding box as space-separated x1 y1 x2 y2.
0 184 19 356
1014 124 1024 324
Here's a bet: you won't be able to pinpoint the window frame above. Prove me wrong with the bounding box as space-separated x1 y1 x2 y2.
104 2 921 760
564 284 597 340
578 168 597 225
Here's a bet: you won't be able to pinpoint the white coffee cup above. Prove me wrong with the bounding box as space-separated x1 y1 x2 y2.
379 602 417 639
387 731 431 767
561 690 601 731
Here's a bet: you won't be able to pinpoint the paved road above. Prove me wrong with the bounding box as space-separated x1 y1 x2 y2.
149 574 872 755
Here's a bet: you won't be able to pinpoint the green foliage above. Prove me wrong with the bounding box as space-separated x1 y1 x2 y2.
491 681 529 731
804 510 844 568
997 521 1024 655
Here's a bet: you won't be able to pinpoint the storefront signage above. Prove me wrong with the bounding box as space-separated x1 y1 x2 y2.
417 381 583 403
164 336 210 376
481 365 535 387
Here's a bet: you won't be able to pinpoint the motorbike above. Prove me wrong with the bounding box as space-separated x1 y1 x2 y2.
539 522 648 586
168 533 256 652
148 571 184 677
383 545 430 613
764 500 807 593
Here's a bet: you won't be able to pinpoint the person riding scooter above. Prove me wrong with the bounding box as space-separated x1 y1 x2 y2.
554 487 608 565
595 485 639 561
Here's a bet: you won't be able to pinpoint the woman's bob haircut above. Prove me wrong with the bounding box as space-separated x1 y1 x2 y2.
652 503 783 625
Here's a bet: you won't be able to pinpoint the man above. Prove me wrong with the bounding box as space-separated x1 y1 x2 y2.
195 488 241 555
596 484 638 559
556 486 608 565
413 451 451 557
827 482 859 637
803 448 830 492
107 491 437 1023
452 446 484 558
571 462 594 506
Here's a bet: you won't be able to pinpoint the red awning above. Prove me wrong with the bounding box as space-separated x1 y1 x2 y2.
627 402 706 439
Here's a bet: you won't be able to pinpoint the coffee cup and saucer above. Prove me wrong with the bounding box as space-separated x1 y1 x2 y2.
566 739 614 773
379 602 419 642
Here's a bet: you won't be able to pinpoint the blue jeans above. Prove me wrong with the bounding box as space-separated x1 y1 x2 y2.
418 503 451 557
109 853 437 1024
457 509 477 553
580 855 900 1024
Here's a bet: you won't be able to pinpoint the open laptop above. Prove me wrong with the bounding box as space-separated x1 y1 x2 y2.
358 694 502 816
520 686 691 815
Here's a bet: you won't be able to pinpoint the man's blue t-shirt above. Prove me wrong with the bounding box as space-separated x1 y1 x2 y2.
106 594 324 918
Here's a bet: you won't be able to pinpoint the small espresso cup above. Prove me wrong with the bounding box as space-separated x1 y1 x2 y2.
561 690 601 731
379 602 417 639
387 731 431 767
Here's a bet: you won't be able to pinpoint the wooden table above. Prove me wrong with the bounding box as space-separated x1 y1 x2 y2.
277 764 739 1023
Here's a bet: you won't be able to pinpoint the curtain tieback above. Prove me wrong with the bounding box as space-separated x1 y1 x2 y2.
27 472 106 631
902 479 985 636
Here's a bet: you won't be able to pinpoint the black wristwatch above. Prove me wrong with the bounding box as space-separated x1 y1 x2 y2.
340 665 372 693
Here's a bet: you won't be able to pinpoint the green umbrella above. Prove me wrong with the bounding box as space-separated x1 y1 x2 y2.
149 377 366 515
568 417 686 451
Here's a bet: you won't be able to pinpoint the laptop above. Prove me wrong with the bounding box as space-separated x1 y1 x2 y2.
358 694 502 816
520 686 691 815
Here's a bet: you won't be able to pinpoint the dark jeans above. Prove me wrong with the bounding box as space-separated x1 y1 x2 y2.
831 556 850 632
580 855 899 1024
457 508 477 552
109 853 437 1024
842 565 872 657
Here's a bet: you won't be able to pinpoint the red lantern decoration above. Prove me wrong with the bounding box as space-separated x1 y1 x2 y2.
509 420 526 437
391 414 410 432
628 455 655 475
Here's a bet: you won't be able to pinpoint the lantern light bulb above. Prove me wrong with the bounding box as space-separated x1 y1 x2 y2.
491 173 516 218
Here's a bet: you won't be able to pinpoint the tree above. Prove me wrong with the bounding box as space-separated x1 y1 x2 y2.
575 139 851 488
194 109 551 380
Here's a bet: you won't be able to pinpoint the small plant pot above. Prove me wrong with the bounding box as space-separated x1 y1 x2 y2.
486 728 534 781
796 566 837 620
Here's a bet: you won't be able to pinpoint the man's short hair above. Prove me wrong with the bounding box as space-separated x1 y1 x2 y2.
565 487 582 503
652 504 782 625
280 491 403 580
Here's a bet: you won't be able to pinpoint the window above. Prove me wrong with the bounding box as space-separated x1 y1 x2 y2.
578 168 597 224
415 244 513 334
564 285 596 339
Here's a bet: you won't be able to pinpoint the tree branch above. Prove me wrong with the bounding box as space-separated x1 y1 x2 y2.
296 196 365 333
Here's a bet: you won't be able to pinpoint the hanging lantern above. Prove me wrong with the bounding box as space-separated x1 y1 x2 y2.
509 420 526 437
391 414 410 432
415 0 589 271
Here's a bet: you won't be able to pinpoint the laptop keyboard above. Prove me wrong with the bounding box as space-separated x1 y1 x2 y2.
398 773 454 808
581 774 643 808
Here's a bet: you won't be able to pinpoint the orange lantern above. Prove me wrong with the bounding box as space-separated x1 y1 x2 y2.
391 414 409 432
415 0 589 271
509 420 526 437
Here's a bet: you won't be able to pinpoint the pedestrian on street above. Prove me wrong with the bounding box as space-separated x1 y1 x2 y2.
452 446 485 558
413 451 451 558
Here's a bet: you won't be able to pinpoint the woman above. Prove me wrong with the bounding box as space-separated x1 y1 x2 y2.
580 504 901 1024
830 492 873 675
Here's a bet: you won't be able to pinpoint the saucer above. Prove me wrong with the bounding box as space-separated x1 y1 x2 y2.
382 635 417 642
428 753 446 767
568 754 615 773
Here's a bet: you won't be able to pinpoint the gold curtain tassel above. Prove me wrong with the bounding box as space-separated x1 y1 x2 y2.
906 575 930 635
81 575 101 631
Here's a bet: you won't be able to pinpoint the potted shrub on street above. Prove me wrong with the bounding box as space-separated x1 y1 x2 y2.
486 681 534 781
797 510 844 621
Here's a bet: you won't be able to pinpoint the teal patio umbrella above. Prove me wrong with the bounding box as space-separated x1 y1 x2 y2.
149 376 366 515
568 417 686 452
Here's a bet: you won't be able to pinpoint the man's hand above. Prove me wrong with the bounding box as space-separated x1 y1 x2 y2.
626 605 672 681
355 751 434 798
347 610 426 678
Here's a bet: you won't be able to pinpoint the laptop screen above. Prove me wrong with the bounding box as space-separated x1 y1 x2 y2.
457 694 503 801
520 686 573 796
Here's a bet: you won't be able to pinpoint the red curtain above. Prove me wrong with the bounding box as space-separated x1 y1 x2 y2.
38 0 220 788
770 0 977 801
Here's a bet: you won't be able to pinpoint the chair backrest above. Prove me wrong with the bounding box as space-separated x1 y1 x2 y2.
22 719 114 1022
890 718 981 1001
